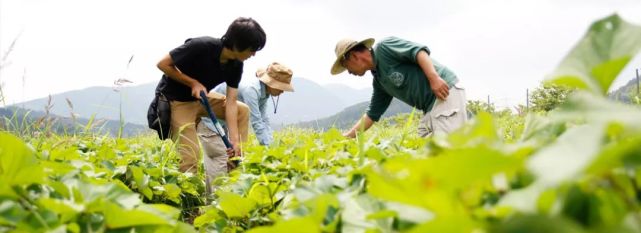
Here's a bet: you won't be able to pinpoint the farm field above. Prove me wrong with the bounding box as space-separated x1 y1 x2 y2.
2 14 641 233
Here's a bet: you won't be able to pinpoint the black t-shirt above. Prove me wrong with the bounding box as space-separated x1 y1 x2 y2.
156 36 243 101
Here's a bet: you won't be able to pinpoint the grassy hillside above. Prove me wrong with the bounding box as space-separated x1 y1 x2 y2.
289 99 413 130
0 106 149 137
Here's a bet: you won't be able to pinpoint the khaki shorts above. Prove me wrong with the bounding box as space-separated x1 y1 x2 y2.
197 120 228 195
418 83 467 137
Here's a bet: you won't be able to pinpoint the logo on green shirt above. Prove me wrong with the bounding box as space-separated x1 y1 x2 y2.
388 72 405 87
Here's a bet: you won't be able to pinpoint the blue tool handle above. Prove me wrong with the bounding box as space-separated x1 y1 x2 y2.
199 91 233 149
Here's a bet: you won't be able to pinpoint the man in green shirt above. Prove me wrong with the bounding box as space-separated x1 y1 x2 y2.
330 36 467 137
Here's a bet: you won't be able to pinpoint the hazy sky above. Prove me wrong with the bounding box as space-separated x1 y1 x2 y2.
1 0 640 109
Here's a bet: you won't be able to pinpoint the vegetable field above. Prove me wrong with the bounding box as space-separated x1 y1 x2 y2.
2 14 641 233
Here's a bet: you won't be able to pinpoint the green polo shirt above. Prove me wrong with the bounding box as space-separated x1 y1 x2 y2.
366 36 458 121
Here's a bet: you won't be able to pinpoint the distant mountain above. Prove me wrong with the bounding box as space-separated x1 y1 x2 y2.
609 77 640 103
291 99 414 130
323 83 372 105
0 106 149 137
14 83 156 125
269 77 348 124
12 78 373 127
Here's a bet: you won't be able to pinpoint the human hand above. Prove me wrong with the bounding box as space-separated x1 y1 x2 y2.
226 143 242 170
430 77 449 100
226 147 239 170
342 132 355 138
191 82 207 99
225 147 235 157
231 143 242 158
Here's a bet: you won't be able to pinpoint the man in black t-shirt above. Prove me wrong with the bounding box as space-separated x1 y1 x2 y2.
154 17 266 173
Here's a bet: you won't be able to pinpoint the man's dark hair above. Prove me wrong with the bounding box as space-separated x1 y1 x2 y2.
343 43 370 61
221 17 266 52
350 43 369 53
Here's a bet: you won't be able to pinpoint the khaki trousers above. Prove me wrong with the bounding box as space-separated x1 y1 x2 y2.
196 121 228 195
418 83 467 137
169 92 249 173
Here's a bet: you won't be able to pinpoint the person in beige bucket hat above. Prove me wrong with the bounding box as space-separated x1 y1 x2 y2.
196 62 293 193
331 36 467 138
200 62 293 150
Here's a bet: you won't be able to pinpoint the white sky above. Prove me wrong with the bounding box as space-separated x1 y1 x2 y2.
1 0 640 109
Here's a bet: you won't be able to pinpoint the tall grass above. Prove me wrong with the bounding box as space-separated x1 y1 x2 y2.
113 55 134 138
0 34 21 106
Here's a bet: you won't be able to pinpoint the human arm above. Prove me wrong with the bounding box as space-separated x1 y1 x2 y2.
343 80 393 138
156 39 207 99
343 114 375 138
240 87 273 145
225 86 242 156
416 50 449 100
256 97 273 145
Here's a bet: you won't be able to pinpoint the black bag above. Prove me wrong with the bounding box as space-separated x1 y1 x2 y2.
147 93 171 140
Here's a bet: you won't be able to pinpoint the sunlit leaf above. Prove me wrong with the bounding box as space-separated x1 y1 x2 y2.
217 191 257 218
193 208 220 228
528 124 605 186
586 135 641 175
547 14 641 95
0 132 45 187
104 202 172 228
248 183 273 206
341 194 393 233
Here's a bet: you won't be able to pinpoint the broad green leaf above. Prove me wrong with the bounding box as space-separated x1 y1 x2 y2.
163 183 182 204
130 166 145 187
0 132 45 186
312 175 348 193
448 112 499 146
71 181 141 209
497 180 547 213
367 147 522 215
547 14 641 95
341 194 393 233
248 183 273 206
551 92 641 129
384 202 433 223
310 194 340 231
527 124 605 186
193 208 220 228
435 148 522 189
586 135 641 175
217 191 256 218
38 198 83 223
137 204 181 221
104 202 172 228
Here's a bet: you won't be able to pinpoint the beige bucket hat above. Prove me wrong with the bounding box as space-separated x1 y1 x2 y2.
330 38 375 75
256 62 294 92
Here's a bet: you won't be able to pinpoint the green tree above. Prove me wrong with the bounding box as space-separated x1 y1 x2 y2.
529 83 574 112
467 100 495 115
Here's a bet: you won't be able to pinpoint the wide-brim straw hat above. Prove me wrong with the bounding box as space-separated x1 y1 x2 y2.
257 62 294 92
330 38 375 75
